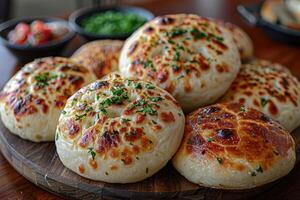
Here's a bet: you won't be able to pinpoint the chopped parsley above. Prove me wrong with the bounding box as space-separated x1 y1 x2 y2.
145 83 155 89
173 50 180 61
256 165 263 173
34 72 58 87
240 105 246 112
251 171 256 176
55 133 59 141
216 157 223 164
121 118 131 123
148 96 163 102
260 98 268 107
88 147 96 160
177 74 184 80
170 28 187 37
137 104 158 115
168 39 175 44
215 36 224 42
126 79 132 86
191 28 207 39
207 137 214 142
143 59 156 72
61 110 66 115
134 82 142 89
75 113 87 121
172 64 179 71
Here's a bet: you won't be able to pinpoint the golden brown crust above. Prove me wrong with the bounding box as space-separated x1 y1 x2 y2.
221 59 300 131
181 103 293 173
71 40 123 78
0 57 90 122
120 14 241 112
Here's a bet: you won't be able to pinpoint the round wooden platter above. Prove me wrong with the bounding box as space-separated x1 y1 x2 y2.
0 119 299 200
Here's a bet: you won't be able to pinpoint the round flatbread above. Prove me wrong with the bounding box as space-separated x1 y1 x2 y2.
0 57 96 142
55 73 185 183
221 22 254 61
72 40 123 78
173 103 295 189
119 14 241 112
221 59 300 132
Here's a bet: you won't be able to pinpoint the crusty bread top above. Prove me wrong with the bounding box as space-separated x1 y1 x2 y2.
180 103 294 175
56 73 184 176
221 59 300 131
119 14 240 111
0 57 94 121
72 40 123 78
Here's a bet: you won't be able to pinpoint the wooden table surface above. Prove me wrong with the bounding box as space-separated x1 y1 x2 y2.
1 0 300 199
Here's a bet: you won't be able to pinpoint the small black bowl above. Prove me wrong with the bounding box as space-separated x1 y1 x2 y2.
237 3 300 45
69 5 154 41
0 17 76 62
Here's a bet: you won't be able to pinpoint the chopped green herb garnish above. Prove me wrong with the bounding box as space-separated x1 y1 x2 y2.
256 165 263 173
149 96 163 102
177 74 184 80
168 39 175 44
145 83 155 89
34 72 58 87
136 104 158 115
61 110 66 115
134 82 142 89
191 28 207 39
152 120 157 124
121 118 131 123
170 28 187 37
240 105 246 112
75 113 87 121
143 59 156 71
260 98 268 107
215 36 224 42
251 171 256 176
105 172 109 176
88 147 96 160
96 95 100 100
55 133 59 141
172 64 179 71
207 137 214 142
216 157 223 164
136 156 139 160
126 79 132 86
174 51 180 61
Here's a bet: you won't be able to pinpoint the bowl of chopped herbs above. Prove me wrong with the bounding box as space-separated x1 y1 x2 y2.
69 5 154 41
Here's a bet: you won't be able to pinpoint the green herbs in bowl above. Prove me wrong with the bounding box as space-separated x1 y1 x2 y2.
80 11 147 36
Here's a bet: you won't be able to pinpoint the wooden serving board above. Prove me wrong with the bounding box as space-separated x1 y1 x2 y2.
0 119 299 200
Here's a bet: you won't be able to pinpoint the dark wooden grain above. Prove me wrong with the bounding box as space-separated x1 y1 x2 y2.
1 0 300 199
1 117 300 199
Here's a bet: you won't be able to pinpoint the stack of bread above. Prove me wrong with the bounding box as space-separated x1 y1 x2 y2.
0 13 299 190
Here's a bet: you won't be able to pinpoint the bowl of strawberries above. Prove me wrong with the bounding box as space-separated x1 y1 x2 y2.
0 17 75 62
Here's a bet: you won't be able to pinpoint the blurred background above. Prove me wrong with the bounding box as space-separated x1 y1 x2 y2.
0 0 157 22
